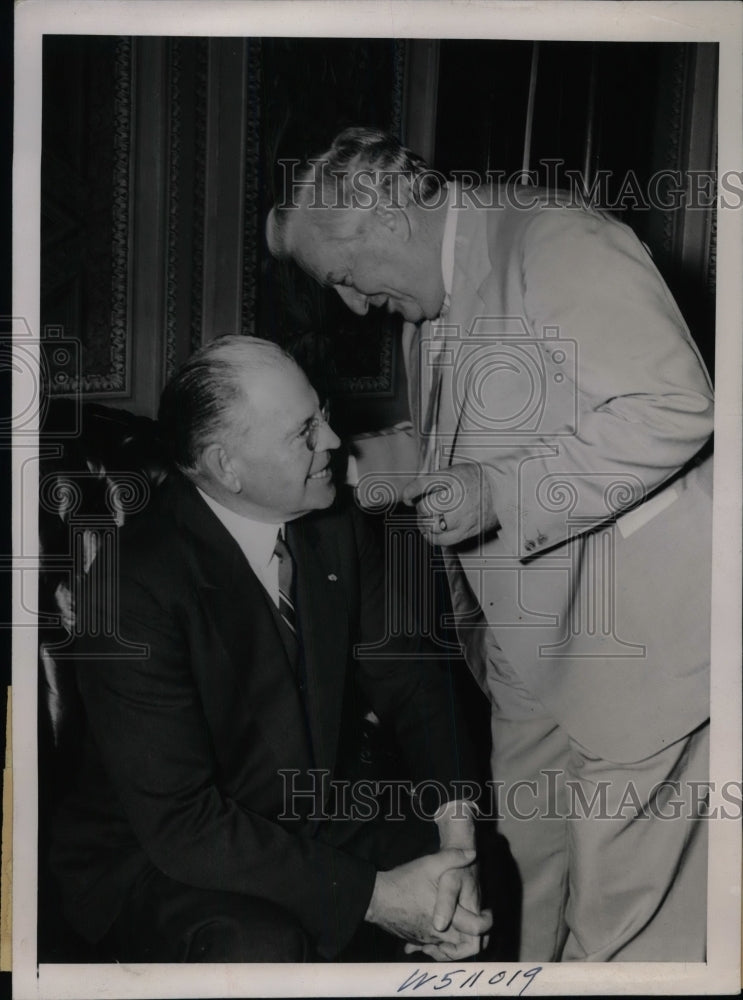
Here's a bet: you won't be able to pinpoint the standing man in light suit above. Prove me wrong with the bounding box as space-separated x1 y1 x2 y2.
266 127 714 961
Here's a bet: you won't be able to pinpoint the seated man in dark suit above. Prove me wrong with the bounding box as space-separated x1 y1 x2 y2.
50 335 492 963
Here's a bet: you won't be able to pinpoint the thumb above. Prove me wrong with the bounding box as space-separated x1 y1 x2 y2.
428 847 476 874
401 476 426 506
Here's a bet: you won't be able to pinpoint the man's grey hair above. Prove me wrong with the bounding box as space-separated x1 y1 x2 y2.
158 335 295 476
267 126 445 259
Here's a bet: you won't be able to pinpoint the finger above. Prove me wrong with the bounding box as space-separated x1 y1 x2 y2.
457 868 482 913
405 478 451 509
435 936 482 960
401 476 434 505
432 868 461 932
428 525 462 546
426 929 482 961
411 942 456 961
404 937 456 960
426 848 476 875
452 904 493 937
425 528 468 551
420 509 477 546
416 516 464 548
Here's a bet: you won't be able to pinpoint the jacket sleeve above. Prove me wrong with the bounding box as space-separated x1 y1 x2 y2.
347 504 481 812
471 207 713 559
74 554 375 958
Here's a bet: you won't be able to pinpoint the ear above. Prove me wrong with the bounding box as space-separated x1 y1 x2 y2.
201 441 241 493
371 171 414 241
372 201 412 242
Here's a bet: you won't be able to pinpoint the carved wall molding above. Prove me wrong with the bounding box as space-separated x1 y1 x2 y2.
337 333 395 395
101 35 133 396
241 39 262 336
189 40 208 354
657 43 688 261
164 38 181 382
390 39 406 137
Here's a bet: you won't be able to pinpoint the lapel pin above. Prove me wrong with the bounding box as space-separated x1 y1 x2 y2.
328 573 337 582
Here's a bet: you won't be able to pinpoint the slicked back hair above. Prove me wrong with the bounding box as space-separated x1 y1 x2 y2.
158 335 294 476
267 126 445 258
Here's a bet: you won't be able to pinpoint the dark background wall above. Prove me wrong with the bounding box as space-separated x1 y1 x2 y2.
39 37 718 435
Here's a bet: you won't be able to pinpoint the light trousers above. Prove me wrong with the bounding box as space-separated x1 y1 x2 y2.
486 651 709 961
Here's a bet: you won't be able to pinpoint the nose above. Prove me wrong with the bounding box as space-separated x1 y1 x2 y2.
335 285 369 316
317 420 341 451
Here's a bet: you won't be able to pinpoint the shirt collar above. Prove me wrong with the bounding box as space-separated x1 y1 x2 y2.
197 486 282 570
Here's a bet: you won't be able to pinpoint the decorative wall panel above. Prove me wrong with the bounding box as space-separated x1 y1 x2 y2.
41 36 132 396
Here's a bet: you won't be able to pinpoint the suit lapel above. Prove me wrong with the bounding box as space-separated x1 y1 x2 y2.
439 204 492 462
288 514 349 777
162 476 313 771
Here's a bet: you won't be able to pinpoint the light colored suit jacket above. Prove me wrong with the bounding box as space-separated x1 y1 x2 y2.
405 188 714 763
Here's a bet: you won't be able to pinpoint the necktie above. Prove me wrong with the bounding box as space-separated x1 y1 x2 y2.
419 356 444 474
418 304 450 474
273 530 314 764
273 530 297 636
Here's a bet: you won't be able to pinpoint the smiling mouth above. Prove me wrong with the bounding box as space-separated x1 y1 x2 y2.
308 466 331 481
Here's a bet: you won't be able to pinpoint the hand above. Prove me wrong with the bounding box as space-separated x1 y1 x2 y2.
365 848 491 957
403 860 490 960
401 463 500 546
401 801 490 960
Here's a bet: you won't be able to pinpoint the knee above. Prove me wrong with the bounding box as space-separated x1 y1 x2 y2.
186 904 311 963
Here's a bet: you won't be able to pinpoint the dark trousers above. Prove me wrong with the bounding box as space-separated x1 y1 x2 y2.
103 865 312 962
102 811 440 964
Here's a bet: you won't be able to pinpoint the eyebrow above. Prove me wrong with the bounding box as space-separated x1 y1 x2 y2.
286 399 321 440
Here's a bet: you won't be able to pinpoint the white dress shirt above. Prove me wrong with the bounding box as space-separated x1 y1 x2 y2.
197 487 283 608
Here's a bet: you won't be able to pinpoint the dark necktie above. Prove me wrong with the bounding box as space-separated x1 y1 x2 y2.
273 530 297 636
273 531 313 764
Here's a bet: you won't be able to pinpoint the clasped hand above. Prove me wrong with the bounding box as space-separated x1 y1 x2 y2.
401 463 499 546
366 848 492 960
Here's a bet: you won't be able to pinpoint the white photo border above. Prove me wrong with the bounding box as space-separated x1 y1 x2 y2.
12 1 743 996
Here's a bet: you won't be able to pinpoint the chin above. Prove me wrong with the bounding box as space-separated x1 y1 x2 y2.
311 481 336 509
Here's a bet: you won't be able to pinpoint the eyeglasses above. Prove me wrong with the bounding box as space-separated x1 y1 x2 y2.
304 400 331 452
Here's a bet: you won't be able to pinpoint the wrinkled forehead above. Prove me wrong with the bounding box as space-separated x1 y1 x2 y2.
287 203 366 282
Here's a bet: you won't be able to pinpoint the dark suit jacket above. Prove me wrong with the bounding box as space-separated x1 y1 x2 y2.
50 476 475 956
